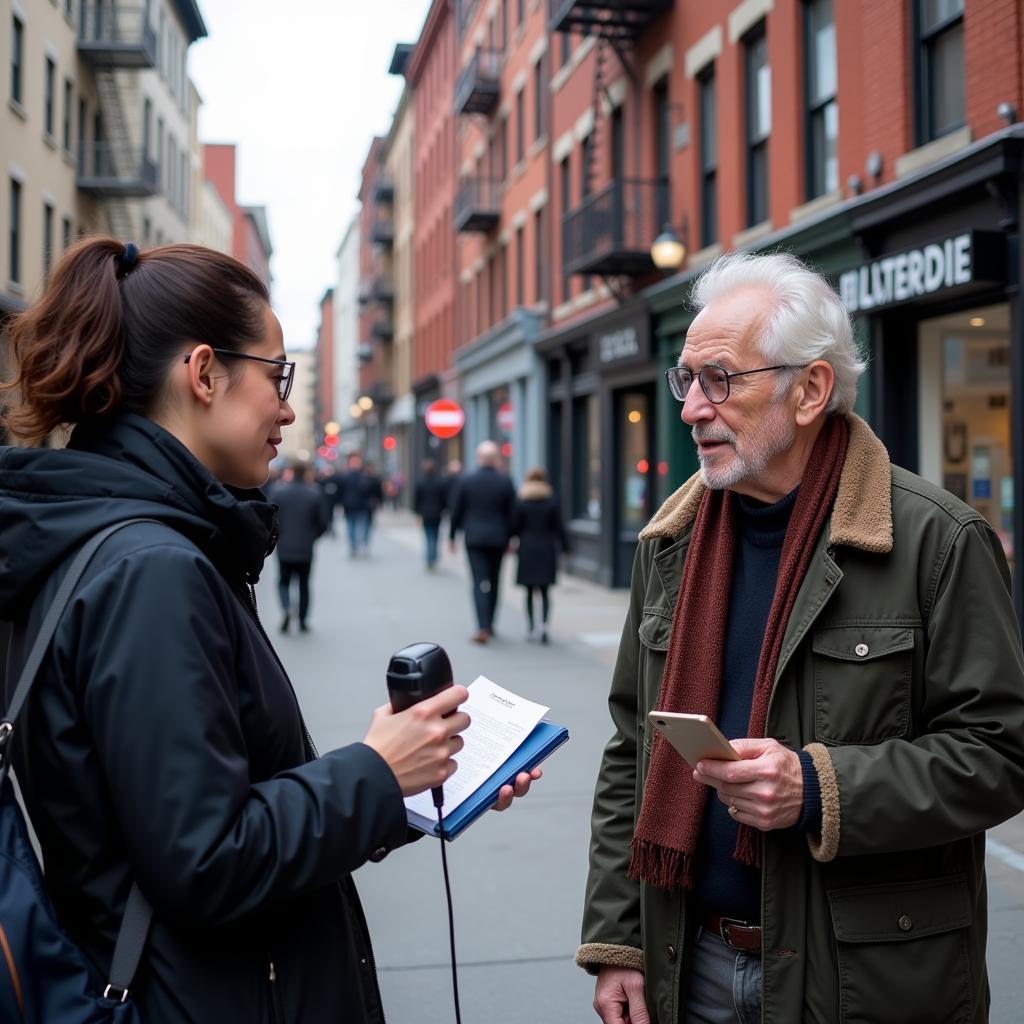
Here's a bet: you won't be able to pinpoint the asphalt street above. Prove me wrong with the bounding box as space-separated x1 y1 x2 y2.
258 508 1024 1024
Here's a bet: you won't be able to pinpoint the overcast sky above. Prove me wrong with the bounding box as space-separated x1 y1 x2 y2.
189 1 430 350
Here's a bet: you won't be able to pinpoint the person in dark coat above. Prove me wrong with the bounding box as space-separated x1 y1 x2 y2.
413 458 448 569
512 467 569 644
0 238 531 1024
271 460 329 633
449 441 516 643
337 452 377 557
362 460 386 552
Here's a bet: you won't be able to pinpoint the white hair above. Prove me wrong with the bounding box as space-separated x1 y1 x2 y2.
690 251 866 415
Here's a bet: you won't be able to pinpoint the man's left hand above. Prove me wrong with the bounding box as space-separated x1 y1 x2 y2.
693 738 802 831
491 768 543 811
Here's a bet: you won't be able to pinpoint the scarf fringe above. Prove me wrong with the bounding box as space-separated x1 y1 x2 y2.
734 824 761 868
628 838 694 891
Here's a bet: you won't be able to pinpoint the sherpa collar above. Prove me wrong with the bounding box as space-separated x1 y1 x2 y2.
637 413 893 554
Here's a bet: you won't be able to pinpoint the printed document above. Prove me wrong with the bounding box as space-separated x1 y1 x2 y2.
404 676 549 820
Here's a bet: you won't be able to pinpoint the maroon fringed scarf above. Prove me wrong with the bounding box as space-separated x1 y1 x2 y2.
628 415 849 891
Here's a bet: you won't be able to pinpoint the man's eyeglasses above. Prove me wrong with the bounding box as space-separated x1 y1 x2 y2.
184 347 296 402
664 363 807 405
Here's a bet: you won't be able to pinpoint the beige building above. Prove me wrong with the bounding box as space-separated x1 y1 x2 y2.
1 0 207 322
279 348 316 463
192 177 232 254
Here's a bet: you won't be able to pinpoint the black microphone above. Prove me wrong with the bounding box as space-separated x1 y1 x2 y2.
386 642 454 808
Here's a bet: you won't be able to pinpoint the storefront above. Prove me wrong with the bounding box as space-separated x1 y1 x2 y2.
538 299 659 587
452 309 545 484
843 127 1024 622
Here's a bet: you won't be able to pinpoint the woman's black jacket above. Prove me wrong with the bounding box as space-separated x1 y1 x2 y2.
0 414 410 1023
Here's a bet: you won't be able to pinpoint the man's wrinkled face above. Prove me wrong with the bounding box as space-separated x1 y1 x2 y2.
679 287 797 495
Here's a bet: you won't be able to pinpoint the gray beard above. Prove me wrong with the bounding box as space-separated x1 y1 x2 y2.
694 405 796 491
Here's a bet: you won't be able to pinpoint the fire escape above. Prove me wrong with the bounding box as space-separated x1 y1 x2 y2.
76 5 160 240
548 0 673 298
360 171 395 404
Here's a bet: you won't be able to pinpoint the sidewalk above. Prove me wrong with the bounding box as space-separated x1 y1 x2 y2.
256 507 629 1024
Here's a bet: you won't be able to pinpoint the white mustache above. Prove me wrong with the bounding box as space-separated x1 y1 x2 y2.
692 428 736 446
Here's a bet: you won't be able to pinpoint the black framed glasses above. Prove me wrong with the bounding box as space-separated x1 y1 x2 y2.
184 347 295 402
664 362 807 405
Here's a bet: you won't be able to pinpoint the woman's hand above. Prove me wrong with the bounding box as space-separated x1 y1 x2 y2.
363 686 470 797
491 767 542 811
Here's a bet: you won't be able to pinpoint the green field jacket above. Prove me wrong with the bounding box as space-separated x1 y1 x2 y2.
578 414 1024 1023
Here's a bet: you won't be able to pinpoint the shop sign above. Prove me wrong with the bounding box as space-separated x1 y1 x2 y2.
597 324 645 365
838 231 1004 314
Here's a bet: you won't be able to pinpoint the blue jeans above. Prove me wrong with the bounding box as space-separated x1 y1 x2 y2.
683 926 762 1024
423 521 440 567
346 510 370 554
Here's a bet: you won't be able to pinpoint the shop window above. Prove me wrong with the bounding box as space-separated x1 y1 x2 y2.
804 0 838 199
698 65 717 248
11 15 24 107
572 393 601 521
744 22 770 227
619 392 651 532
915 0 964 144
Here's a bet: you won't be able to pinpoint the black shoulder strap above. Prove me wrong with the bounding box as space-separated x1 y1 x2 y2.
1 518 159 997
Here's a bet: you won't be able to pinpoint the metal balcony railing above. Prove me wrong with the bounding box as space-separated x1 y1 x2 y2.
369 275 394 304
370 316 394 341
77 5 158 68
454 177 501 234
357 344 373 363
76 143 159 197
562 178 666 277
373 175 394 205
454 49 502 117
547 0 674 40
371 217 394 245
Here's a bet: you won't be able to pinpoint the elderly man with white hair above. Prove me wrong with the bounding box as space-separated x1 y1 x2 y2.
577 252 1024 1024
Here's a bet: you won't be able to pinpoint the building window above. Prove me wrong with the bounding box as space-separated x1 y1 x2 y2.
560 31 570 68
559 156 571 302
744 22 770 227
143 98 152 159
11 15 24 107
9 178 22 285
805 0 838 199
44 57 56 137
653 77 671 230
515 88 525 165
515 223 524 307
533 58 545 141
516 0 524 29
580 134 593 290
43 202 54 277
534 208 544 306
78 96 86 163
63 78 73 151
698 65 717 247
499 116 508 181
916 0 964 144
62 215 72 251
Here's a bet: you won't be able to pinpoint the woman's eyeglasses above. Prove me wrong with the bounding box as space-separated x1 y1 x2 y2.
184 348 296 402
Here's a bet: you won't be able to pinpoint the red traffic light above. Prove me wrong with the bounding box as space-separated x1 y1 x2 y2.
383 435 397 451
325 433 339 447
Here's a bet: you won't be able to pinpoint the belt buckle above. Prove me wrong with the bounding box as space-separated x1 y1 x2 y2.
718 915 750 949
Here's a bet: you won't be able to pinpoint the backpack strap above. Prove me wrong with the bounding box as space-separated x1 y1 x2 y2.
0 518 160 1001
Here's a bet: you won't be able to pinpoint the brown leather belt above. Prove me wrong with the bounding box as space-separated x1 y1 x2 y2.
701 910 762 953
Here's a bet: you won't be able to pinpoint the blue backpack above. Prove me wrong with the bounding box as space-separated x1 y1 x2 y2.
0 522 155 1022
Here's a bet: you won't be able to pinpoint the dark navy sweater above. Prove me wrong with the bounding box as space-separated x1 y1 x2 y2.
693 488 821 922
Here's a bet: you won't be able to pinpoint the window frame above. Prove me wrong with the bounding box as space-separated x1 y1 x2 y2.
913 0 965 145
63 77 73 152
803 0 838 200
11 15 24 107
9 178 22 286
43 201 54 278
743 21 770 228
698 63 718 248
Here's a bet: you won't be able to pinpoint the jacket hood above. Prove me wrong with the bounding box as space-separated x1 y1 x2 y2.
0 412 278 618
519 480 553 501
638 413 893 554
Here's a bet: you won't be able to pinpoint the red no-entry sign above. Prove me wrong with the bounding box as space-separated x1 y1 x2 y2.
424 399 465 439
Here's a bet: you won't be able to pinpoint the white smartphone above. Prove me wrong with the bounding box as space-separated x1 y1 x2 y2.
648 711 740 766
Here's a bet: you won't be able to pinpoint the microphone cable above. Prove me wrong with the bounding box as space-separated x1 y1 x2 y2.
436 802 462 1024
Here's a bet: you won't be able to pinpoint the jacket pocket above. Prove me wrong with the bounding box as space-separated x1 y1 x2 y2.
828 874 973 1024
812 625 914 744
638 611 671 754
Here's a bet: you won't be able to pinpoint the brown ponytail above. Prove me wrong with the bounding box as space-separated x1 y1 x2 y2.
1 237 270 444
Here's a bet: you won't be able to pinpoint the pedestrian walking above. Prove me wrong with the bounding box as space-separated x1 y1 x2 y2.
316 467 340 537
272 460 329 633
449 441 516 644
413 458 448 570
443 457 463 509
337 452 375 557
0 238 545 1023
512 467 569 644
363 460 385 552
580 252 1024 1024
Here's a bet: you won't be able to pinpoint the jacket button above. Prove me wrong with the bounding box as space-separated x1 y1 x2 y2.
666 944 677 962
369 846 389 862
898 914 913 932
855 643 869 657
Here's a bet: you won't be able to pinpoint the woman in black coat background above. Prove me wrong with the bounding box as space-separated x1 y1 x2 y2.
512 467 569 644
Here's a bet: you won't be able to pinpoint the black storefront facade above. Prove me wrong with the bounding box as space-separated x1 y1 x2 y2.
844 126 1024 625
538 299 660 588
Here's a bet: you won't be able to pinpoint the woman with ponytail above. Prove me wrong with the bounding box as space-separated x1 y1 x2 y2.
0 239 515 1022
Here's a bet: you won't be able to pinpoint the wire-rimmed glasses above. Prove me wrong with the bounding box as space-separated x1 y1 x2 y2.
184 348 296 402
